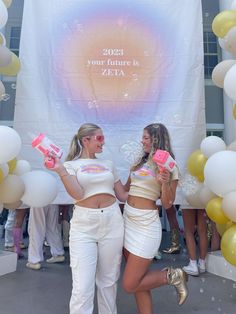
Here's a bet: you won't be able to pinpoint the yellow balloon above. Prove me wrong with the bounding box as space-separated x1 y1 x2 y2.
221 225 236 266
7 158 17 174
206 197 229 224
2 0 12 8
215 221 234 236
187 150 207 178
212 10 236 38
216 223 227 236
0 52 21 76
0 32 6 45
0 168 5 183
233 104 236 120
196 173 205 182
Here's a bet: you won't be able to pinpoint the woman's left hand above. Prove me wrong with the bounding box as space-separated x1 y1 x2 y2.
156 168 171 184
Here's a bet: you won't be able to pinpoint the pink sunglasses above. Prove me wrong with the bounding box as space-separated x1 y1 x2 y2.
94 135 105 142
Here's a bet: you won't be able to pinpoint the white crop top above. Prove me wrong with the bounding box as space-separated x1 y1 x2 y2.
63 158 119 200
129 161 179 201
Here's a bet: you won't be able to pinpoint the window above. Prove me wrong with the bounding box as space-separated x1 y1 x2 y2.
9 26 21 57
206 129 224 139
204 31 219 79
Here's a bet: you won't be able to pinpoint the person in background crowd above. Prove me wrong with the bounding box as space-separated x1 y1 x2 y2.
162 205 181 254
182 206 208 276
26 204 65 270
59 204 73 249
122 123 188 314
4 205 29 258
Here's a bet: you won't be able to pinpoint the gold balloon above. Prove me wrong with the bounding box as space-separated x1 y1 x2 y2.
2 0 12 8
212 10 236 38
0 32 6 45
216 223 227 236
206 197 229 224
221 225 236 266
0 168 5 184
7 158 17 174
0 52 21 76
196 173 205 182
187 150 207 178
215 221 234 236
233 104 236 120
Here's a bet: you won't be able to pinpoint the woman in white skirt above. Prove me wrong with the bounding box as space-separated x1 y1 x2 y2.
122 123 188 314
44 123 127 314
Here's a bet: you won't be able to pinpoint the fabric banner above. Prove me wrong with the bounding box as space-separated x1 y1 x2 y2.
14 0 205 204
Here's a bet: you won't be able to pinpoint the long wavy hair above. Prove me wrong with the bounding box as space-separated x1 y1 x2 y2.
131 123 175 171
65 123 101 161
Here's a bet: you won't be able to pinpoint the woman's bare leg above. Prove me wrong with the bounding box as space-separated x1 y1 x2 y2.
197 210 208 260
123 248 154 314
182 209 197 260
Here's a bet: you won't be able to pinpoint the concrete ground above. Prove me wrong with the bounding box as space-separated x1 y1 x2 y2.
0 231 236 314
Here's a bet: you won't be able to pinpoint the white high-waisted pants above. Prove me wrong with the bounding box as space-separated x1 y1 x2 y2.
69 202 124 314
28 205 64 263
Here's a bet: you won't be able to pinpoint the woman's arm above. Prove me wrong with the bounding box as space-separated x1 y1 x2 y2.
161 179 178 209
156 169 178 209
114 176 131 203
44 156 84 200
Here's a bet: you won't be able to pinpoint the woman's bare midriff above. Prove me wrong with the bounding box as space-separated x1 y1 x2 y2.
127 195 158 210
75 194 116 209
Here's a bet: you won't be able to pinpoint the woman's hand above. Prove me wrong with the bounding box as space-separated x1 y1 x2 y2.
156 168 171 184
44 155 66 175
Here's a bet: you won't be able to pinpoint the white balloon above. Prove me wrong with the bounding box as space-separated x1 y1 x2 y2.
0 45 12 67
0 0 8 29
21 170 58 207
222 191 236 222
204 151 236 197
13 160 31 176
0 80 5 100
200 136 226 158
231 0 236 10
227 140 236 151
224 26 236 55
212 59 236 88
0 174 25 203
199 185 217 207
218 37 227 50
224 64 236 100
0 126 22 163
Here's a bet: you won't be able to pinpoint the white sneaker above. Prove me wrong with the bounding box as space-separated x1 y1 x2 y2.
198 260 206 273
183 262 199 276
46 255 65 263
26 262 41 270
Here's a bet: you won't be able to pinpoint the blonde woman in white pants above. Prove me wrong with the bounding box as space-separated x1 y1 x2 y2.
26 204 65 270
44 123 127 314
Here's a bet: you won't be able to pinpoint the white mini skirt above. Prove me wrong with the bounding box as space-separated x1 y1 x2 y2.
123 203 162 259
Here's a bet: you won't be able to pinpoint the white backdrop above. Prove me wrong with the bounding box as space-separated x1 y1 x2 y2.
14 0 206 204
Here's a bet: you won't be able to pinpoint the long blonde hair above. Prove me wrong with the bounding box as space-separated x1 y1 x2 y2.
66 123 101 161
132 123 175 171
